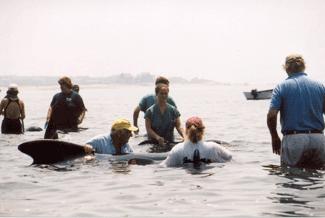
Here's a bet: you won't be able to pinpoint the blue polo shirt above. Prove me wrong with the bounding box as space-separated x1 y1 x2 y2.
86 134 133 154
145 103 180 142
270 72 325 133
139 94 176 112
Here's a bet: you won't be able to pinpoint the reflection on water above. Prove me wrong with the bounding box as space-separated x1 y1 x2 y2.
263 164 324 217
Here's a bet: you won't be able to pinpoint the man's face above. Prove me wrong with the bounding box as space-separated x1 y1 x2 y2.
116 129 132 146
157 87 169 102
60 83 71 94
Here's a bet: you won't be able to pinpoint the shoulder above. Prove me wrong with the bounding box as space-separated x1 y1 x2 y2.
167 96 176 106
204 141 220 148
169 142 185 154
1 98 9 104
166 103 177 111
52 92 63 100
146 104 156 113
167 103 180 115
18 99 24 105
87 133 110 143
141 94 155 101
71 91 82 99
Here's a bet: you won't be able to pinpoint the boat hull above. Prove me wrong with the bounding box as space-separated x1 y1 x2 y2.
243 90 273 100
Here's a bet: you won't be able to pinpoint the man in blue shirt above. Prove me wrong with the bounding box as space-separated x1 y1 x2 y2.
267 54 325 168
133 76 177 134
84 118 138 155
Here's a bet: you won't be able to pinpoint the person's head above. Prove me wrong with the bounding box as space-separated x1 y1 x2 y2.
155 76 170 86
6 84 19 100
110 118 138 146
155 83 169 103
58 76 73 94
283 54 306 74
72 84 80 93
185 116 205 143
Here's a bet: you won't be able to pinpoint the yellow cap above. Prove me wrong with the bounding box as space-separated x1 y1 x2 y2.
111 118 138 132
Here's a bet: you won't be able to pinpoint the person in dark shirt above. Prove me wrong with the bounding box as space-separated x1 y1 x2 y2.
44 77 86 139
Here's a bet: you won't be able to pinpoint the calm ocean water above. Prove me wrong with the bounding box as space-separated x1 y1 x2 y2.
0 84 324 217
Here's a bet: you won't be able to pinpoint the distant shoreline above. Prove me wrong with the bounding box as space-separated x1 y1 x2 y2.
0 73 227 87
0 74 276 87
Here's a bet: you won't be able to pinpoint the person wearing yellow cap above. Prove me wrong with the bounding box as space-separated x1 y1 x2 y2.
0 84 25 134
83 118 138 155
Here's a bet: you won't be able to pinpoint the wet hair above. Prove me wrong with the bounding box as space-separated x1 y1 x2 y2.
187 125 204 143
155 76 170 85
58 76 73 89
155 83 169 95
283 54 306 74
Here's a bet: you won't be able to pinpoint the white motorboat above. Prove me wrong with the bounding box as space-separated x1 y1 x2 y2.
243 89 273 100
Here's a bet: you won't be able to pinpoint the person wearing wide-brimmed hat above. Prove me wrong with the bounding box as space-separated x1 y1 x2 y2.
161 116 232 167
83 118 138 155
44 76 86 139
0 84 25 134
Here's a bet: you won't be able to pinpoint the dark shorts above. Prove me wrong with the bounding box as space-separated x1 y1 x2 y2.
1 118 23 134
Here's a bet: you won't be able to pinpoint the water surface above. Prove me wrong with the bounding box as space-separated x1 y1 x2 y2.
0 84 324 217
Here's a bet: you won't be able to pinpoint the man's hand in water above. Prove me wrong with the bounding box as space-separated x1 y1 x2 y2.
84 144 95 154
272 136 281 155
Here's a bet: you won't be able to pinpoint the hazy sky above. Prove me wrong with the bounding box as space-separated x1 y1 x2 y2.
1 0 325 83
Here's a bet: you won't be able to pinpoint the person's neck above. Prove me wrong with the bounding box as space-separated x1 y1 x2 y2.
62 90 72 95
158 101 167 113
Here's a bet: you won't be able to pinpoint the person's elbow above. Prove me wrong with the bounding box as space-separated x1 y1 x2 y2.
267 109 278 122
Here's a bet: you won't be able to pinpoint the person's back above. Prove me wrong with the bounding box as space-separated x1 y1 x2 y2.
161 116 232 167
267 54 325 168
162 140 232 167
2 98 24 120
0 84 25 134
272 73 325 132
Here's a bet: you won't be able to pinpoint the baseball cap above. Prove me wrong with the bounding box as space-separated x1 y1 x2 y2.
112 118 138 132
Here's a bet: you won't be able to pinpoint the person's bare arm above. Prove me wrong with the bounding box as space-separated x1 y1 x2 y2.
0 99 6 116
46 106 52 122
145 118 164 145
19 101 25 119
133 106 141 134
267 109 281 155
77 109 86 124
175 117 184 140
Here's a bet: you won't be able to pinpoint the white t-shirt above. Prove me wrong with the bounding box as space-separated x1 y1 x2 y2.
161 140 232 167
